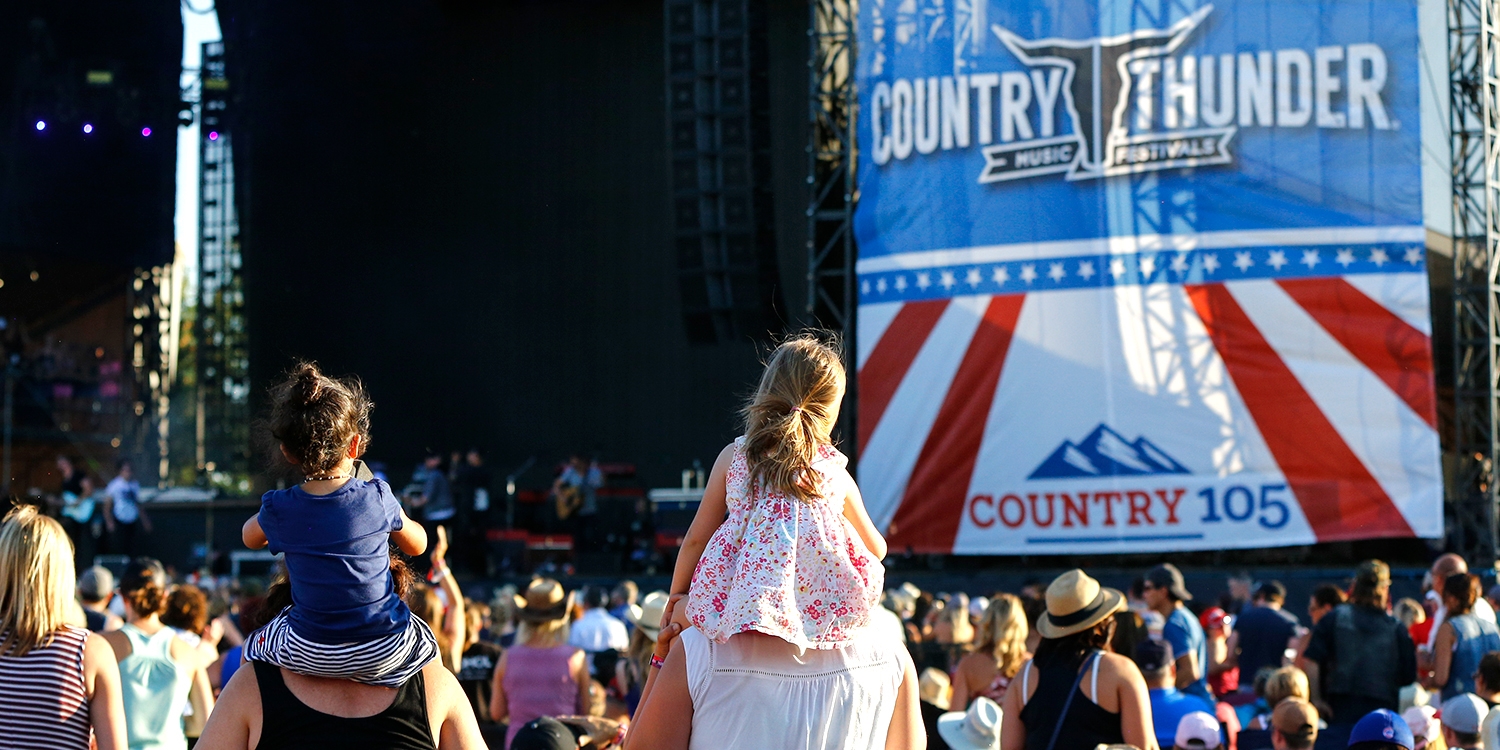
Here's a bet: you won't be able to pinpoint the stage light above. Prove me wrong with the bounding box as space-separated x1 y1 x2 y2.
35 120 45 131
209 131 218 141
141 127 152 137
83 123 93 134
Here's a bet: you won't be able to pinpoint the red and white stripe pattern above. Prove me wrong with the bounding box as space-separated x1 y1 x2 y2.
858 245 1442 554
0 625 93 750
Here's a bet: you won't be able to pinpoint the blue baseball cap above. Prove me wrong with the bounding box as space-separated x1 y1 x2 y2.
1348 709 1413 749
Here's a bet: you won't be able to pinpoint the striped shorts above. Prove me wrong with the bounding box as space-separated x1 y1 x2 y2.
243 609 440 688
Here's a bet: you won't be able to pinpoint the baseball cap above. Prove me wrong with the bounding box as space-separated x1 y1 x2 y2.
1272 698 1319 745
1146 563 1193 601
1400 706 1438 741
1199 606 1229 631
77 565 114 602
510 717 577 750
1173 711 1222 749
1440 693 1489 735
1134 638 1175 673
1348 709 1413 749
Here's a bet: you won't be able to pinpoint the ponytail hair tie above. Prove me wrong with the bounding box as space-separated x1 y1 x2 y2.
789 406 803 414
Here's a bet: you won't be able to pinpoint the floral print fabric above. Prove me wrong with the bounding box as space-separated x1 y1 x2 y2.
686 437 883 650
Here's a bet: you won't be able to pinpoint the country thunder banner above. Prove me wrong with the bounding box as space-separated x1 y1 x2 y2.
853 0 1440 554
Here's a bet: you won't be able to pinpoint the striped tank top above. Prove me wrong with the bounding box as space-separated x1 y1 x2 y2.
0 625 92 749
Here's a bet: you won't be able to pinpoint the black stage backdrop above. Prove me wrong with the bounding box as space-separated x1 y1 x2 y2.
218 0 813 487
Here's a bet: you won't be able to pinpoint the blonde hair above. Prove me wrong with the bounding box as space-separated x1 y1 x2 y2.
742 333 846 502
975 593 1030 679
940 601 974 645
1264 666 1310 706
517 617 571 649
0 505 77 656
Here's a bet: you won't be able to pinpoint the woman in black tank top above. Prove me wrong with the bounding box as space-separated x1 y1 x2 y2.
252 661 436 750
1005 570 1154 750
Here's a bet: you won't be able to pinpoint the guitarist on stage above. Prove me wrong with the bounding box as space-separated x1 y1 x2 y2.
550 454 602 542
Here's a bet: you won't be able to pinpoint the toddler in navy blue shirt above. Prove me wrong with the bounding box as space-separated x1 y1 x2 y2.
241 362 437 687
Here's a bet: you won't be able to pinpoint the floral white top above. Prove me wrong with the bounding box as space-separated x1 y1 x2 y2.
685 436 883 650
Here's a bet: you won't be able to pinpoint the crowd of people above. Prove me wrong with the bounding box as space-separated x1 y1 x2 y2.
4 337 1500 750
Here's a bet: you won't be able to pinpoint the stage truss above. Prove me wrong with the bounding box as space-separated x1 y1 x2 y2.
1450 0 1500 568
806 0 858 454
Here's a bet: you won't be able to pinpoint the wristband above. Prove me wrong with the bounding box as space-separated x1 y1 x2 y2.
650 654 666 670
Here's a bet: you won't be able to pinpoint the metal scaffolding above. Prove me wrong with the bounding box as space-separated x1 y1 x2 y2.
1449 0 1500 567
197 41 251 492
807 0 858 451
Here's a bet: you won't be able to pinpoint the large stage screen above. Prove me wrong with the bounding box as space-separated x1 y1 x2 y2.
853 0 1439 554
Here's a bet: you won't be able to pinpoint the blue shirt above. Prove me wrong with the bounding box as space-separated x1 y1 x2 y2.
1148 687 1217 748
258 478 411 644
1164 606 1212 700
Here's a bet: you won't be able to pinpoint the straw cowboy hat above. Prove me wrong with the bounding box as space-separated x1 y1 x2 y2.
937 696 1001 750
514 578 573 623
1035 569 1126 639
626 590 670 641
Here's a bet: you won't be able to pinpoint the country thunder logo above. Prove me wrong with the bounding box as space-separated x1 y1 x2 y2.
866 4 1395 183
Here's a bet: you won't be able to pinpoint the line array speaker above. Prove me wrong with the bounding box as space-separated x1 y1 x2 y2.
665 0 782 345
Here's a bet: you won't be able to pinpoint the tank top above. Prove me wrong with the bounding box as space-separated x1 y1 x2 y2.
251 660 436 749
1446 613 1500 701
119 623 194 750
680 626 907 750
502 644 581 748
685 437 883 650
0 625 92 749
1018 651 1125 750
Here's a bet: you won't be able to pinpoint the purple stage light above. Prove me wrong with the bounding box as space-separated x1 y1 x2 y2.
209 131 218 141
141 127 152 137
83 124 93 134
35 120 45 131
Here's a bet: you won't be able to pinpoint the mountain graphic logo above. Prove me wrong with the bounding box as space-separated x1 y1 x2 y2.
1028 424 1191 479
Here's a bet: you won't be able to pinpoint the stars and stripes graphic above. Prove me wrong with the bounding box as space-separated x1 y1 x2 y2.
856 227 1442 555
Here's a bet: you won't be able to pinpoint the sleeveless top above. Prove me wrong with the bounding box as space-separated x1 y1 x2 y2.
502 643 581 748
1018 651 1126 750
0 625 92 749
686 437 883 649
1446 613 1500 701
251 661 436 749
680 626 908 750
119 623 194 750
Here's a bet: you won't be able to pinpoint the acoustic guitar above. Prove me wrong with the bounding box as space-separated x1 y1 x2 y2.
554 484 583 521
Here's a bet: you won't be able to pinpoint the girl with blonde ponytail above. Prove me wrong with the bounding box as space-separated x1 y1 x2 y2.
667 332 888 650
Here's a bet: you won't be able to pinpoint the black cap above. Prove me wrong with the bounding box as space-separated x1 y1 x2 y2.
511 717 577 750
1145 563 1193 601
118 557 166 593
1134 638 1175 673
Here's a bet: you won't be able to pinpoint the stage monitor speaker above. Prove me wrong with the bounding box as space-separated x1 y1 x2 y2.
665 0 782 345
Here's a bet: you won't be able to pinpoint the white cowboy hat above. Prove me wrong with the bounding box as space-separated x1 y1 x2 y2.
626 590 669 641
937 696 1001 750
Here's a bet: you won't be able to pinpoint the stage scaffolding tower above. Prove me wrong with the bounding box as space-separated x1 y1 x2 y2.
1449 0 1500 568
196 41 250 492
807 0 858 453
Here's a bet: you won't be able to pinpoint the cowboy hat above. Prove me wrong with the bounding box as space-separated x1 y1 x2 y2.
626 590 670 641
514 578 573 623
1035 569 1126 639
937 696 1001 750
